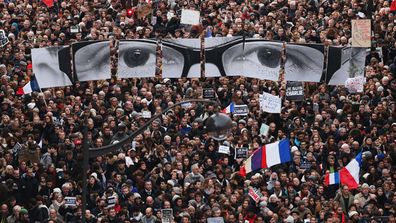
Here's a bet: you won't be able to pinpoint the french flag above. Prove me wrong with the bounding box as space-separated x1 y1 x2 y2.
324 172 340 186
324 152 362 189
240 139 291 176
221 102 234 114
16 77 40 95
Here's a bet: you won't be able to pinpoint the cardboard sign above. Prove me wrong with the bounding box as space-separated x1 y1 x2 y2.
286 82 304 101
218 145 230 155
207 217 225 223
233 105 249 116
65 197 77 207
203 88 216 99
260 92 281 114
235 147 248 159
180 9 200 25
351 19 371 47
0 30 9 48
345 76 365 93
248 187 260 203
107 196 116 208
161 209 173 223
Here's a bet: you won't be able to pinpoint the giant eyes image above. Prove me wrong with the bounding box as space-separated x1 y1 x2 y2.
327 47 365 85
285 44 324 82
118 40 157 78
222 41 283 81
162 45 185 78
74 41 111 81
31 46 73 88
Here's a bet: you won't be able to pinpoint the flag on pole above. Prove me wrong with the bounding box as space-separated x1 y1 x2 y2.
221 102 235 114
16 77 40 95
324 152 362 189
239 139 291 176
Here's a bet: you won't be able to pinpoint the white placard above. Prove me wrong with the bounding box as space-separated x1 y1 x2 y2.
180 9 200 25
107 196 116 208
207 217 225 223
125 156 134 168
142 111 152 119
161 209 173 223
260 92 282 114
218 145 230 155
65 197 76 207
260 123 270 136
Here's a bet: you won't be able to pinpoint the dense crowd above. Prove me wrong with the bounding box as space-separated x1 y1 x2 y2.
1 0 396 222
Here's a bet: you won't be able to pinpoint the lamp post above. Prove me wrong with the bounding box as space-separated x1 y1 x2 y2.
81 99 232 222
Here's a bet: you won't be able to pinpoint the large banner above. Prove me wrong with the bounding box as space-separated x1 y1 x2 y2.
205 37 282 81
162 38 201 78
326 47 366 85
30 38 367 88
31 46 73 88
118 40 157 78
285 43 325 82
72 41 111 82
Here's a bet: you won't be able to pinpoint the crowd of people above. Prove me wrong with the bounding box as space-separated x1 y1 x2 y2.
1 0 396 222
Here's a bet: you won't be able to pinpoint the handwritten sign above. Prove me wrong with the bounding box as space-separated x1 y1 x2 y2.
180 9 200 25
286 82 304 101
260 92 281 114
260 123 270 136
233 104 249 116
345 76 365 93
351 20 371 47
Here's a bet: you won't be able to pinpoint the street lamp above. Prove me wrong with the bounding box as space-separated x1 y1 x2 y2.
81 99 232 222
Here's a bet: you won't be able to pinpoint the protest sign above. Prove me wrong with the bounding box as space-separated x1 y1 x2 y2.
260 123 269 136
218 145 230 155
203 88 216 99
233 104 249 116
180 9 200 25
107 196 116 208
161 209 173 223
207 217 225 223
260 92 282 113
0 30 9 48
345 76 365 93
142 111 152 119
248 187 261 203
65 197 77 207
351 19 371 47
235 147 248 159
286 82 304 101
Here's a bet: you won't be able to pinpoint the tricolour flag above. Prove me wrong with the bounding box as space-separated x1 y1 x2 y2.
391 0 396 11
324 152 362 189
16 77 40 95
42 0 54 7
221 103 234 114
239 139 291 176
324 172 340 186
